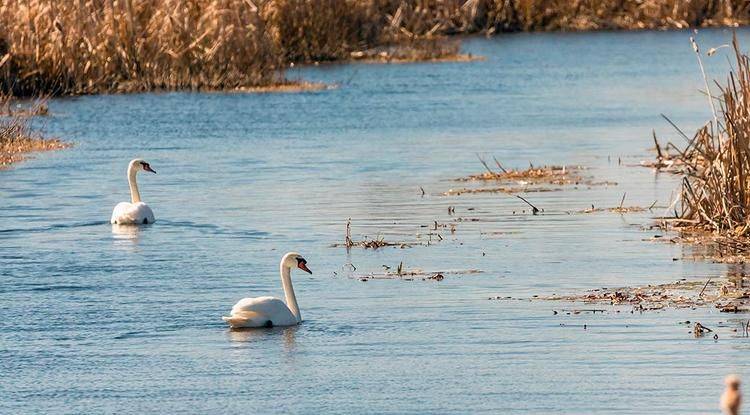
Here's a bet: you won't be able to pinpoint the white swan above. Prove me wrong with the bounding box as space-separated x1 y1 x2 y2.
110 159 157 225
223 252 312 329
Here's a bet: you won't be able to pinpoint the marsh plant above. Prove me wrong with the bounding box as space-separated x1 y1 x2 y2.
1 0 748 96
0 94 65 168
664 36 750 238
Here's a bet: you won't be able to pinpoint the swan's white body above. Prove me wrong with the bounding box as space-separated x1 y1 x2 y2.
111 159 156 225
223 252 310 329
224 296 299 328
111 202 154 225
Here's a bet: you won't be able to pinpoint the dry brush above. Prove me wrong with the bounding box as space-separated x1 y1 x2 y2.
1 0 749 96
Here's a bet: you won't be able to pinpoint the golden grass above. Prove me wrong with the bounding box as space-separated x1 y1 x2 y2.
660 36 750 239
0 0 283 95
0 94 68 168
1 1 749 96
462 163 584 185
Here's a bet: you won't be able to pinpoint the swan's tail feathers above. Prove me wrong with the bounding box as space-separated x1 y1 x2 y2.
222 311 269 329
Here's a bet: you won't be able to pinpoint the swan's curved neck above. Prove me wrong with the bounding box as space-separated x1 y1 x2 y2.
127 164 141 203
280 264 301 323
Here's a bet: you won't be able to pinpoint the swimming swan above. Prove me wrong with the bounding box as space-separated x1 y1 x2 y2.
110 159 157 225
223 252 312 329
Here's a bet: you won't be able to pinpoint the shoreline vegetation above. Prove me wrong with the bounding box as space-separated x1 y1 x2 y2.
535 276 749 313
537 35 750 316
0 94 67 168
1 0 749 97
650 36 750 259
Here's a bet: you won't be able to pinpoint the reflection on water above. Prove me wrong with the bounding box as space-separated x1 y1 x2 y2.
4 29 750 414
111 223 142 239
111 223 144 250
227 326 298 353
727 263 750 290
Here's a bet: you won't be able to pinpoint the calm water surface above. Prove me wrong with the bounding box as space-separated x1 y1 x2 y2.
3 29 750 414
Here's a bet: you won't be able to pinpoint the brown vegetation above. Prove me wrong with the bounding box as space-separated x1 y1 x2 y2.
1 1 749 96
500 264 750 313
357 262 482 281
460 158 584 185
578 193 655 214
0 0 283 95
0 95 68 168
653 37 750 255
444 157 615 197
540 274 750 313
649 229 750 264
332 218 435 249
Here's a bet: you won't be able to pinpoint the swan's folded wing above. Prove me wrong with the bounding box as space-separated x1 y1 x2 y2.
230 296 287 316
222 310 267 328
225 297 297 327
111 202 155 224
111 202 135 223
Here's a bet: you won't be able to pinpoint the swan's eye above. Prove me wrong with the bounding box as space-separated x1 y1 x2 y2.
140 162 156 174
296 257 312 274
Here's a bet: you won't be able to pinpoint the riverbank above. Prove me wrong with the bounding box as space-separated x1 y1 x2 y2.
3 30 747 413
1 1 748 96
0 96 67 168
640 36 750 265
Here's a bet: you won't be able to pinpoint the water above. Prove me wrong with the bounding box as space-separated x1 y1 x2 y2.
2 29 749 414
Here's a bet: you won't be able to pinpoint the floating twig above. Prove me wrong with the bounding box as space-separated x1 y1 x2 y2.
515 194 540 215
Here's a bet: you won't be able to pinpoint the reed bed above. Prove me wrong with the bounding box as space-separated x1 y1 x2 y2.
368 0 749 35
0 0 283 95
665 37 750 239
462 157 584 185
0 94 67 168
1 0 749 96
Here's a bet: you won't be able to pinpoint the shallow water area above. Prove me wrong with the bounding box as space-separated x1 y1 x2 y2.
3 29 750 413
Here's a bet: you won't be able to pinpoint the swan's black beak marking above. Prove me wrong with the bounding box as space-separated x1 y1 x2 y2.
297 257 312 274
141 162 156 174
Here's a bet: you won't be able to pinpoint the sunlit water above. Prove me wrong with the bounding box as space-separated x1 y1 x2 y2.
3 29 750 414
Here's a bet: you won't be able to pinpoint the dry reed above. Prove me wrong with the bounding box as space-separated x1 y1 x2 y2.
462 157 583 185
335 218 413 249
0 94 67 168
664 36 750 239
1 1 749 96
0 0 283 95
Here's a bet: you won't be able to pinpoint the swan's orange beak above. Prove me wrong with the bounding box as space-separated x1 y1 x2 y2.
297 259 312 274
143 164 157 174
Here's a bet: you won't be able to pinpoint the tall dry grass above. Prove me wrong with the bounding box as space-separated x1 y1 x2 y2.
481 0 748 32
262 0 382 62
1 0 749 95
668 36 750 236
0 0 283 95
0 93 67 168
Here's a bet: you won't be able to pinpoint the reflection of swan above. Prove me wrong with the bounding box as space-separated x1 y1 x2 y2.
223 252 311 328
111 223 142 239
227 325 299 346
111 159 157 225
111 223 145 252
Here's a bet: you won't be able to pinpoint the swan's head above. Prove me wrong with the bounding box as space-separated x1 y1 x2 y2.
129 158 156 174
282 252 312 274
